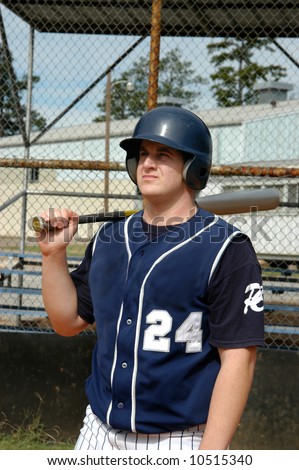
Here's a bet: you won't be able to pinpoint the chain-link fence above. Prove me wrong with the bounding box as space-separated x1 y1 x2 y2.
0 1 298 350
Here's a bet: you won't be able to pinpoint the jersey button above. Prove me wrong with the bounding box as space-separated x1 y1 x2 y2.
126 318 132 325
122 362 127 368
117 402 124 409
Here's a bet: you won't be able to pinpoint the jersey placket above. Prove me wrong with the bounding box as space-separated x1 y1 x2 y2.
106 216 152 430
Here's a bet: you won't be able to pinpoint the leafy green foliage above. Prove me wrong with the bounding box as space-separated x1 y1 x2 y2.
0 45 47 137
207 38 287 107
94 47 206 121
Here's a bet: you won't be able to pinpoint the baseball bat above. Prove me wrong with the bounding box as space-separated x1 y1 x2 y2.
31 188 280 233
198 188 280 215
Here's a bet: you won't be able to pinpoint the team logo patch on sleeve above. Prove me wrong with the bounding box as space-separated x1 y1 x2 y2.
243 283 264 314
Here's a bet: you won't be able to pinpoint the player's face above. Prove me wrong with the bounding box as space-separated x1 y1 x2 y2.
136 140 187 201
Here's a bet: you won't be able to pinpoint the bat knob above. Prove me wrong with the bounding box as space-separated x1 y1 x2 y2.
31 216 48 233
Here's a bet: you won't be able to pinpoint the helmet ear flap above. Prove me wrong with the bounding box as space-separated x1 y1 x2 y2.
126 156 138 184
182 159 193 185
183 157 210 191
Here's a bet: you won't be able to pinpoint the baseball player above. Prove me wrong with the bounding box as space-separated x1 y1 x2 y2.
36 106 264 450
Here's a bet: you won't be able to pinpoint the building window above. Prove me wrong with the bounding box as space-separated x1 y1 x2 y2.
223 185 241 192
29 168 39 183
288 185 299 204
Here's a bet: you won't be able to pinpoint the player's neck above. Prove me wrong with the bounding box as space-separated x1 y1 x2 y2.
142 194 197 226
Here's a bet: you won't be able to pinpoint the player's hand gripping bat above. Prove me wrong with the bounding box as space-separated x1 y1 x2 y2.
31 188 280 233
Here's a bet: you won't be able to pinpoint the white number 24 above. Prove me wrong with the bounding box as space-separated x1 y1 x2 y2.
143 309 203 353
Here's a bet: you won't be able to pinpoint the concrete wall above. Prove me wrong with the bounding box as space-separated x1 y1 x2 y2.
0 332 96 442
0 332 298 449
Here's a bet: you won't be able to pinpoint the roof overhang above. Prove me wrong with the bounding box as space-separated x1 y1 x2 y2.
1 1 299 37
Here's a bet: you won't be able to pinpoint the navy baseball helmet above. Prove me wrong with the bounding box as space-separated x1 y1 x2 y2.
119 106 212 190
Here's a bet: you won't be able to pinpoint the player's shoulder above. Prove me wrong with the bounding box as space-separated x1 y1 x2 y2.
215 232 260 274
197 208 243 240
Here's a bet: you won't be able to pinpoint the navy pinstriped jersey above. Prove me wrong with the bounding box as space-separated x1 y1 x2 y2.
71 208 264 433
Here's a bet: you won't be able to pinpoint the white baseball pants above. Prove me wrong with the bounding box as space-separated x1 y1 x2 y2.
75 405 205 450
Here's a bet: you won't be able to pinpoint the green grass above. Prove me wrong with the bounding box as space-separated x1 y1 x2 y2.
0 237 87 258
27 242 87 258
0 411 74 450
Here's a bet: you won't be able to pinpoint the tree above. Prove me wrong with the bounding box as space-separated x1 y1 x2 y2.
0 45 46 137
207 38 287 107
94 47 206 122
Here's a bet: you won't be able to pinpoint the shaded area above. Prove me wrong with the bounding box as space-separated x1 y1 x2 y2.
232 348 299 450
0 331 96 440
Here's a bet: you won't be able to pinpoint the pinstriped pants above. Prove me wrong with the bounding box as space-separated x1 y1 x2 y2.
75 405 205 450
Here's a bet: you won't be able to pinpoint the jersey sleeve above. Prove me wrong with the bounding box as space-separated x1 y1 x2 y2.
207 234 265 348
70 239 95 325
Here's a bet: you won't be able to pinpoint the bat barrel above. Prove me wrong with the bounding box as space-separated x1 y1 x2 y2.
199 188 280 215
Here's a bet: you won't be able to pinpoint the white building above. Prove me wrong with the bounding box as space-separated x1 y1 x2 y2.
1 97 299 261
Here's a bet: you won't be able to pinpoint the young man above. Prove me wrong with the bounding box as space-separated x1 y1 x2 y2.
36 106 264 450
